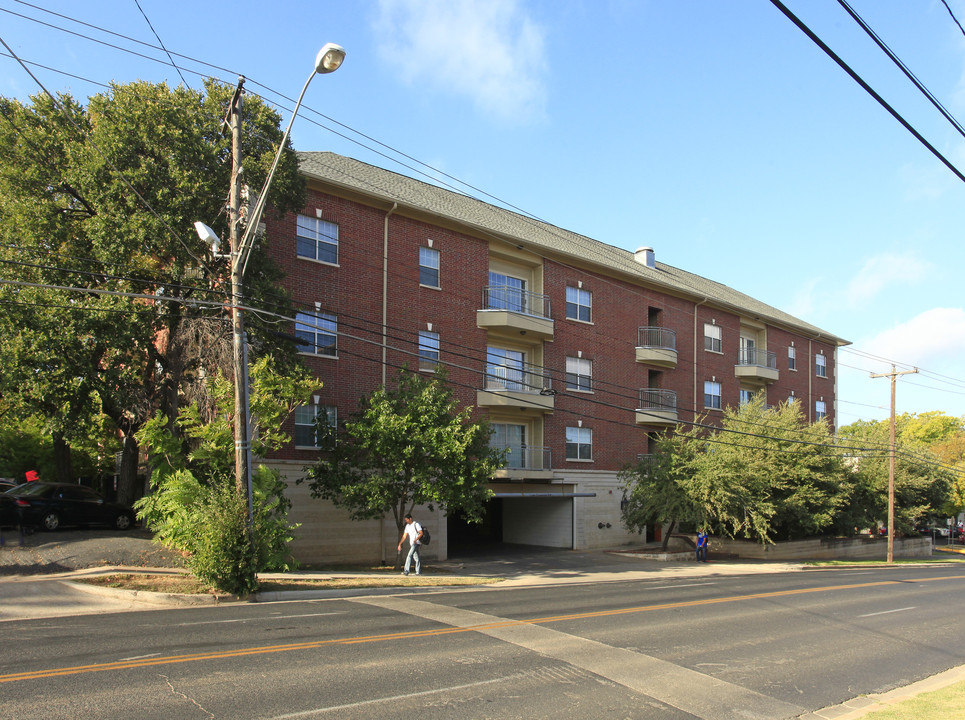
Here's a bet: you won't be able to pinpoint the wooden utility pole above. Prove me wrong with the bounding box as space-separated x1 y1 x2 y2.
226 77 252 509
870 365 918 563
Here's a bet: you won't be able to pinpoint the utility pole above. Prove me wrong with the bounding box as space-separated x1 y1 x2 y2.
870 365 918 563
226 77 252 514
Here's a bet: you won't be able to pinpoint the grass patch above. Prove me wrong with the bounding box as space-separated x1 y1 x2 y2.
858 679 965 719
77 573 500 595
806 556 965 566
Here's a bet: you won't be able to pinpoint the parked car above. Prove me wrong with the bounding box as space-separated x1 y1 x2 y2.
0 479 20 493
5 482 134 531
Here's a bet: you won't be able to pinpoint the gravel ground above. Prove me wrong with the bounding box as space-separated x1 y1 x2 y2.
0 527 182 575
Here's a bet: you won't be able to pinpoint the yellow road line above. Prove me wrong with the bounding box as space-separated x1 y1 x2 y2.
2 573 962 684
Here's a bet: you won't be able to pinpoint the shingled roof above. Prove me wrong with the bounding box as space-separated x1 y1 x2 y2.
297 151 847 345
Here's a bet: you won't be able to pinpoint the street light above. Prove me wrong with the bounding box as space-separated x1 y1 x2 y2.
195 44 345 530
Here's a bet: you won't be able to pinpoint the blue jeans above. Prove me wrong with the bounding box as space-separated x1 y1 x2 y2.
696 546 707 562
404 543 421 574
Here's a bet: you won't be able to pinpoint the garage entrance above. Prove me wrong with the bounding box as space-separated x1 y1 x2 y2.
448 495 574 557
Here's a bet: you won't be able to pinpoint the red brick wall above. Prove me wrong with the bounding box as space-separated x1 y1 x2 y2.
263 185 839 470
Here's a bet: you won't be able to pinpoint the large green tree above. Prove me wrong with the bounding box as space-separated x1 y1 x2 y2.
0 81 304 502
303 368 504 557
621 397 852 545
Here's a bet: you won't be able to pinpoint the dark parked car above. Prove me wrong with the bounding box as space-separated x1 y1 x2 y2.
5 482 134 531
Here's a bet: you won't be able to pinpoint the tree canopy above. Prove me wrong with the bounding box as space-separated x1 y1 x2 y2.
303 368 504 539
0 80 305 501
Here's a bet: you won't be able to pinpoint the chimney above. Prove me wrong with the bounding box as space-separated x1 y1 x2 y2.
634 246 655 269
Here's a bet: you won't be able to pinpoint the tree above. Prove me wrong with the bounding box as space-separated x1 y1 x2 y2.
0 81 305 503
839 418 953 534
621 397 851 545
303 368 504 561
135 355 317 596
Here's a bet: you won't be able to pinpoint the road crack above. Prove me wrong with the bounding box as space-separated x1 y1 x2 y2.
159 673 215 718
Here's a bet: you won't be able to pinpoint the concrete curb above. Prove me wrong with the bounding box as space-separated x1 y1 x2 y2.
64 578 237 607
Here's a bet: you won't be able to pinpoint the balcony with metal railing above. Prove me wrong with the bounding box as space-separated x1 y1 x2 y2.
477 285 554 340
491 444 553 480
635 388 678 426
635 326 677 368
735 347 779 383
477 362 555 412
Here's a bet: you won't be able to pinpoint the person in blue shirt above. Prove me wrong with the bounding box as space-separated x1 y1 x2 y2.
696 530 708 562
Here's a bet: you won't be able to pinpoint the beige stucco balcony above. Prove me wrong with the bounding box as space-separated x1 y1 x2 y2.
734 348 779 383
635 326 677 369
477 286 554 341
477 365 555 413
635 389 678 426
490 444 554 481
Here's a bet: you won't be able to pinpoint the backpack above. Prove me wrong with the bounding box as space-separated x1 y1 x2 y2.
419 524 431 545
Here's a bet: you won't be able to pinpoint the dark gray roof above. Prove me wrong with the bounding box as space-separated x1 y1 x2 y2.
297 152 847 345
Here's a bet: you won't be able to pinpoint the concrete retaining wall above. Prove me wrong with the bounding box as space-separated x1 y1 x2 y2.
709 535 933 560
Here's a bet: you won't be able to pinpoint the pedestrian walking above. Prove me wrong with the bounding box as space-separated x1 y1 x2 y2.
696 530 708 562
397 514 424 576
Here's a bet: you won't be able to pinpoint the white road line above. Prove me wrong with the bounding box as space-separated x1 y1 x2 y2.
859 606 917 618
118 653 161 662
269 674 520 718
175 612 344 626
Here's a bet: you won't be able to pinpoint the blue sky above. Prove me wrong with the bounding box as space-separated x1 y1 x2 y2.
3 0 965 426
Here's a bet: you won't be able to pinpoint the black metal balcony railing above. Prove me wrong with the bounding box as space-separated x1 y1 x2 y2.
482 285 551 319
637 326 676 351
737 347 777 370
491 444 552 471
637 388 678 411
484 362 552 394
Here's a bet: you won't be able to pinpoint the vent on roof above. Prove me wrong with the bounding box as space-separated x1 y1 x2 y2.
634 247 655 268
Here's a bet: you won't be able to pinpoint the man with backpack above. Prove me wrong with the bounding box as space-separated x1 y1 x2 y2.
397 514 424 576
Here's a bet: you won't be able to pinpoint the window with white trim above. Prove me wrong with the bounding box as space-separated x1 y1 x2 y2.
296 215 338 264
295 311 337 356
565 356 593 392
704 323 722 353
739 389 754 405
294 404 336 448
566 286 592 322
486 346 526 391
788 346 797 371
419 247 440 288
418 331 439 371
815 400 827 421
487 271 526 312
565 426 592 460
704 380 722 409
816 353 827 378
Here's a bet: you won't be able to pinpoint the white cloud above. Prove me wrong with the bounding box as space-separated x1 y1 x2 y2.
845 251 930 307
373 0 548 123
860 307 965 369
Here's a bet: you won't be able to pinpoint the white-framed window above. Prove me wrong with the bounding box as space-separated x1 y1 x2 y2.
739 389 754 405
565 426 592 460
491 423 527 469
419 246 440 288
294 404 337 448
296 215 338 264
704 323 722 353
788 346 797 371
418 331 439 371
704 380 722 409
815 400 827 421
295 311 337 356
816 353 827 378
565 356 593 392
488 271 527 312
566 286 592 322
486 346 527 391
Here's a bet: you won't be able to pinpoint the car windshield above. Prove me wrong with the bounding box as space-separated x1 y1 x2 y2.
13 483 51 497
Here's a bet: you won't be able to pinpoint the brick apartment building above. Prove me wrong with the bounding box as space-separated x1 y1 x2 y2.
263 152 848 565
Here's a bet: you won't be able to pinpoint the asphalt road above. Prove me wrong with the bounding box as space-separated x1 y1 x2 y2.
2 563 964 719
